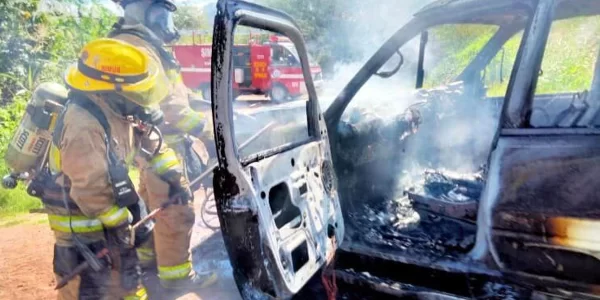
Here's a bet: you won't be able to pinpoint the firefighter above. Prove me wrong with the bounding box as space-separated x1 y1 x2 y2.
107 0 217 294
44 38 190 299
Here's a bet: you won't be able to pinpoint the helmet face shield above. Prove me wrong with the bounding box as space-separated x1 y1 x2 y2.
118 74 169 109
145 1 180 44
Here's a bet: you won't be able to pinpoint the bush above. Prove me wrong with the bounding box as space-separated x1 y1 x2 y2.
0 0 116 216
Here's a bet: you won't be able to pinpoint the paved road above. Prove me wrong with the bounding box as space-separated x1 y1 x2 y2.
187 188 243 300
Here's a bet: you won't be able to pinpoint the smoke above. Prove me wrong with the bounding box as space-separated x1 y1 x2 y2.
319 0 501 200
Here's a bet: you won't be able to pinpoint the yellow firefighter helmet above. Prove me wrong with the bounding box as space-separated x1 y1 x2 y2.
64 38 168 108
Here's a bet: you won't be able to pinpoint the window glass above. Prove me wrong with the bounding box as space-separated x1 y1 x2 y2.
231 26 312 159
424 24 499 88
484 32 524 97
530 15 600 127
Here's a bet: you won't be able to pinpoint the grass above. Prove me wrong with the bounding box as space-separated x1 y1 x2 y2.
425 15 600 98
0 187 41 215
0 212 46 228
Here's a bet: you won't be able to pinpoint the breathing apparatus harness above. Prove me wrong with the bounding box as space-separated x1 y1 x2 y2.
28 92 162 274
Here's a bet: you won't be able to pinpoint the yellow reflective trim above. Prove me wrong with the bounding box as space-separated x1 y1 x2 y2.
124 287 148 300
150 148 179 175
125 150 136 167
136 247 156 262
163 134 184 145
166 69 181 84
49 144 62 173
97 205 132 228
174 74 183 85
175 112 205 133
157 261 192 280
48 214 104 233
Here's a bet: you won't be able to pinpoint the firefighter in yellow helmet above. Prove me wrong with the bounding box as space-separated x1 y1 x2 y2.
42 38 191 299
107 0 218 294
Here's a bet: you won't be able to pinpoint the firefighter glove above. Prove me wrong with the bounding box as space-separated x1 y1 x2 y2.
149 148 193 204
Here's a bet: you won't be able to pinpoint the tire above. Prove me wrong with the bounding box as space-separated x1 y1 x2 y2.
269 83 289 103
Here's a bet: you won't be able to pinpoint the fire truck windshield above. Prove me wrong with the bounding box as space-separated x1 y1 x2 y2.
280 42 317 66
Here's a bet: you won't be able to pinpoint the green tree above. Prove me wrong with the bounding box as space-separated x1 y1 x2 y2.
255 0 434 75
0 0 117 215
0 0 116 104
174 5 207 30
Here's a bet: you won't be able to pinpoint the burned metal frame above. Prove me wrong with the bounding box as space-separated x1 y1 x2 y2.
324 0 536 132
501 0 555 129
456 23 526 83
210 1 343 298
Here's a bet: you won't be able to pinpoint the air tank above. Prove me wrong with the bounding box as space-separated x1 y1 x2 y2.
3 83 68 188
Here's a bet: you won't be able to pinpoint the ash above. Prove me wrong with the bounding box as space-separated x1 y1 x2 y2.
350 168 484 258
415 168 485 203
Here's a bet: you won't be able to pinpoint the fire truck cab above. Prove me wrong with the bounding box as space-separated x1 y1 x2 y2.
173 34 323 103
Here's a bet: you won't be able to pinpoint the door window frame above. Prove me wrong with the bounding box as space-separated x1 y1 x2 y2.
501 0 600 132
212 1 323 168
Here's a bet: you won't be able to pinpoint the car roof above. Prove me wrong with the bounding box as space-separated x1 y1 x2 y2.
415 0 600 26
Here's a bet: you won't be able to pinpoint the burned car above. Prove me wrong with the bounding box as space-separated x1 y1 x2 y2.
210 0 600 299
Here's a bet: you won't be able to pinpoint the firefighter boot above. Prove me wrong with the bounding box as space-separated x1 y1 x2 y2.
161 270 219 299
137 239 162 300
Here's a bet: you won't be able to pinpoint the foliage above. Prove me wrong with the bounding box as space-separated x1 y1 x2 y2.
421 15 600 98
0 0 117 215
0 0 116 104
257 0 358 74
256 0 428 75
424 24 499 88
0 0 45 104
173 5 208 32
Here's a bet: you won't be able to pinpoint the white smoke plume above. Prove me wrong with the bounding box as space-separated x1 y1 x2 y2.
318 0 501 194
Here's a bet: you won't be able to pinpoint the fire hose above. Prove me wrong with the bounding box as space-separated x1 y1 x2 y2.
55 121 276 290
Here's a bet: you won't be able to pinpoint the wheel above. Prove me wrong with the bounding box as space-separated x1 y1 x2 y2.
269 83 289 103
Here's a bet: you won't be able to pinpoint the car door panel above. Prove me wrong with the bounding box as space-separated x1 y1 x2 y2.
211 1 344 298
477 131 600 288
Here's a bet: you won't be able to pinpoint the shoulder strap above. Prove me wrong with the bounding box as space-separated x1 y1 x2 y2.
69 95 112 140
52 93 120 165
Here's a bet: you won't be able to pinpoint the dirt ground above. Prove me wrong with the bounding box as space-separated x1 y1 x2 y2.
0 223 56 299
0 188 243 300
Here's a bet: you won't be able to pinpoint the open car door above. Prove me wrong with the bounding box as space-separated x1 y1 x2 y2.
210 0 344 298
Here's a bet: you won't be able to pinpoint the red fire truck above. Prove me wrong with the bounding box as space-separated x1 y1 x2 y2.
172 35 323 103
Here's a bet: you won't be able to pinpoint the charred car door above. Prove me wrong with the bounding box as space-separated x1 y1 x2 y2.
473 0 600 297
210 0 344 298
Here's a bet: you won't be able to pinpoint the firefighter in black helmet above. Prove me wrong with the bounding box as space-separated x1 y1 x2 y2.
109 0 217 297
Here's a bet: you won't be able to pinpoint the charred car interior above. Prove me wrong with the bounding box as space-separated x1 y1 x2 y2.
211 0 600 299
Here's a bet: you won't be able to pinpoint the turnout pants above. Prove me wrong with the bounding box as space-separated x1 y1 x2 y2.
54 240 147 300
137 168 195 287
